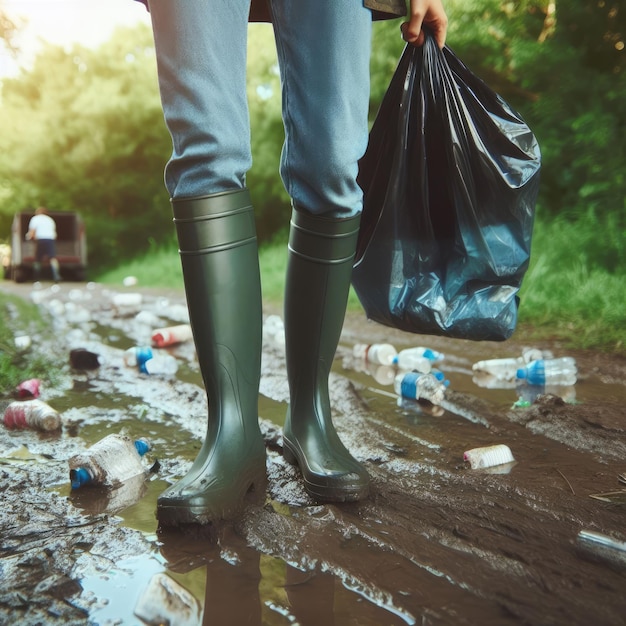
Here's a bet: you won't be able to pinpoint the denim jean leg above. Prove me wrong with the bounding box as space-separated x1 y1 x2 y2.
269 0 373 216
148 0 252 198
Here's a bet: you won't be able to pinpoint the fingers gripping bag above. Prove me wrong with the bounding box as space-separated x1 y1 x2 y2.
352 32 541 341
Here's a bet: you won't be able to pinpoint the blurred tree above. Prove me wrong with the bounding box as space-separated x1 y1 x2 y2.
0 24 172 270
0 3 623 273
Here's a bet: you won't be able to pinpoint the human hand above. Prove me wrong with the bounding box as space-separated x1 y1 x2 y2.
400 0 448 49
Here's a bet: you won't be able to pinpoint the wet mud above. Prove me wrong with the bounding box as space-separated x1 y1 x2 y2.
0 281 625 625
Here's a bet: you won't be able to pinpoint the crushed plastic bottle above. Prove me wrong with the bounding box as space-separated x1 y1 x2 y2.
123 346 155 371
516 357 577 386
142 354 179 376
3 399 61 432
151 324 193 348
393 371 446 405
472 371 518 389
69 434 151 489
472 357 525 381
353 343 398 366
393 348 432 374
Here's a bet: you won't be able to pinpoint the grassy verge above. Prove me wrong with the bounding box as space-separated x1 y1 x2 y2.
0 293 62 395
94 215 625 353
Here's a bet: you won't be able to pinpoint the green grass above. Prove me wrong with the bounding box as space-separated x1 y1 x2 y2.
0 293 63 395
517 212 626 352
93 214 626 353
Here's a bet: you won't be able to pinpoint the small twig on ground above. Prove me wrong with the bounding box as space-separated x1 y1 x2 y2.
556 468 575 495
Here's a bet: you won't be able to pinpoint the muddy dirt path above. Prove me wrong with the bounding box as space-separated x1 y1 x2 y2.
0 281 625 625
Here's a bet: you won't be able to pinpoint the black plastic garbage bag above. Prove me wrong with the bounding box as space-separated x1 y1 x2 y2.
352 33 541 341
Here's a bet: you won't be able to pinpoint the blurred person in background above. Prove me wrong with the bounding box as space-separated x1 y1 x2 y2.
26 206 61 283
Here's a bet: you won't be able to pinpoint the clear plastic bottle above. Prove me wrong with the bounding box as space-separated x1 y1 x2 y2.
123 346 154 370
403 346 444 362
3 399 61 432
69 434 151 489
393 372 446 405
472 357 525 381
393 349 432 374
516 357 577 386
142 354 179 376
353 343 398 366
151 324 193 348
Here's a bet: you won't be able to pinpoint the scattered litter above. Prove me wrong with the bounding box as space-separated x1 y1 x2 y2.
68 434 152 489
16 378 41 398
69 348 101 371
14 335 31 350
577 530 626 570
463 444 515 470
123 276 138 287
152 324 193 348
134 573 201 626
3 399 61 432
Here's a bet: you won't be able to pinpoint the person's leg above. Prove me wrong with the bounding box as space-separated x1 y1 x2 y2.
148 0 265 526
270 0 372 501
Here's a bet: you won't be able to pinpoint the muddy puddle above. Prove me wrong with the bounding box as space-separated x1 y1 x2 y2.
0 281 625 625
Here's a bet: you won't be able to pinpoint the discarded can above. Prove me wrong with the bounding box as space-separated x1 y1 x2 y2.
68 433 151 489
16 378 41 398
463 444 515 469
151 324 193 348
3 399 61 432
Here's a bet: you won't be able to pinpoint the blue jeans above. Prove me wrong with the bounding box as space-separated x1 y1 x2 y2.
148 0 372 216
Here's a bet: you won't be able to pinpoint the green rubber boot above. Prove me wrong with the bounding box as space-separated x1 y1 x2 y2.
157 189 266 527
283 207 370 502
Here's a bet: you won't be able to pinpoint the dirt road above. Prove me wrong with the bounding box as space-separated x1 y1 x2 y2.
0 281 625 625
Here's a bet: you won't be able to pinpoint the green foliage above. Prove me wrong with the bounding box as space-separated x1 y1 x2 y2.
0 292 61 395
519 210 626 351
0 24 172 270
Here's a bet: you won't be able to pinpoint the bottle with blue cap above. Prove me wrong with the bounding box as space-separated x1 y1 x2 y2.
393 348 433 374
516 357 577 386
393 371 446 405
69 434 152 489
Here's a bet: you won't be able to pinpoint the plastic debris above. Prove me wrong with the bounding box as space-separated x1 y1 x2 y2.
16 378 41 398
69 434 151 489
463 444 515 470
4 399 61 432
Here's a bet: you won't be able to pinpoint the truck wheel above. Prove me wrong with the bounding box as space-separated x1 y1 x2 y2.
13 268 26 283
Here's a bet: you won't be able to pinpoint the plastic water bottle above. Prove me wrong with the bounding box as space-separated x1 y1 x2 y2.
123 346 154 370
151 324 193 348
353 343 398 366
472 357 525 381
399 346 444 363
431 368 451 388
69 434 151 489
3 399 62 432
393 349 432 374
516 357 577 386
393 372 446 405
143 354 179 376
